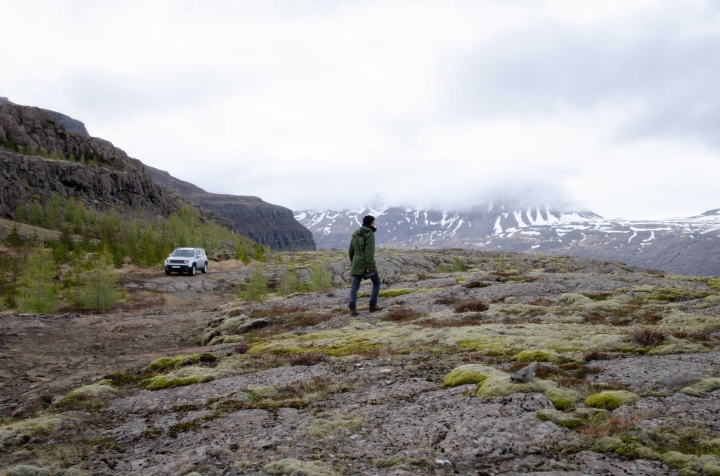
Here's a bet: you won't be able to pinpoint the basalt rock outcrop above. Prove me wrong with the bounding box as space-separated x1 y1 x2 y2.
0 103 232 228
147 166 316 251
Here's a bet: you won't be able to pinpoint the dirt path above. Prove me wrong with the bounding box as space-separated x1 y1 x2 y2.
0 297 231 418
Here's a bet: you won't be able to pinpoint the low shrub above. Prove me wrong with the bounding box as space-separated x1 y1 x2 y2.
631 329 666 347
584 350 613 361
454 300 489 313
289 352 331 366
464 280 492 289
234 341 250 354
383 308 421 321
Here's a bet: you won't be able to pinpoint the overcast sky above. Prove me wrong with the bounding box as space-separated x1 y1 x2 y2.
2 0 719 219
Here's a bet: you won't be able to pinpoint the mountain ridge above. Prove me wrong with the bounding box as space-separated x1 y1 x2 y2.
296 204 720 276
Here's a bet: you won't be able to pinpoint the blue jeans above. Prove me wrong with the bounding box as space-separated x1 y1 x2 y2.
349 274 381 309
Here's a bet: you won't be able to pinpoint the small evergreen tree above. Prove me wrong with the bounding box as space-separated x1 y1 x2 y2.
14 203 28 223
6 226 23 247
235 244 250 264
29 201 44 226
19 248 59 313
63 199 77 223
253 243 266 262
240 267 268 301
308 263 333 292
277 269 300 296
45 193 64 230
80 250 118 311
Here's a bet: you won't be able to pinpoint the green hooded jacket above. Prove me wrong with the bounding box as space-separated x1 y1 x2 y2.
348 226 377 276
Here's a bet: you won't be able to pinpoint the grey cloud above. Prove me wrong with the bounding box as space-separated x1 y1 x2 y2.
444 5 720 147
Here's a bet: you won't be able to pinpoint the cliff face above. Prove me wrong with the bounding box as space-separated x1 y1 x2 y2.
42 109 90 136
0 101 315 250
0 103 234 229
146 166 316 251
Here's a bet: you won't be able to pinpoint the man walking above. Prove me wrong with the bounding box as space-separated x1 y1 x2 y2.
348 215 383 316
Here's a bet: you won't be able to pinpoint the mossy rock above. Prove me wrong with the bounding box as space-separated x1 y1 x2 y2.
139 366 230 390
247 385 278 400
679 378 720 398
264 458 338 476
145 353 218 372
512 349 562 363
6 465 48 476
443 364 504 387
558 293 593 306
67 381 117 399
0 415 64 448
536 409 587 429
585 390 640 410
475 372 580 411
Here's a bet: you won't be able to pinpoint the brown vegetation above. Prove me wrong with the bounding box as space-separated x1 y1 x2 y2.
289 352 331 366
631 328 666 346
383 308 422 321
453 300 489 313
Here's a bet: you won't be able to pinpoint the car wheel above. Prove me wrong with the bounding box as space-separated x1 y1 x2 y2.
202 262 208 274
190 264 196 276
165 268 171 276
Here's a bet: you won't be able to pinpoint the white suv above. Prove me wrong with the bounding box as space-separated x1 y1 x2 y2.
165 248 208 276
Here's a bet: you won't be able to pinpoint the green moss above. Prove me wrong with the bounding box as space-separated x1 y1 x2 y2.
544 386 577 411
679 378 720 398
0 415 64 447
247 385 279 400
661 451 698 469
443 364 504 387
512 349 562 363
66 381 117 399
307 417 363 438
139 366 230 390
536 408 590 429
264 458 338 476
145 353 218 372
358 288 416 299
585 390 640 410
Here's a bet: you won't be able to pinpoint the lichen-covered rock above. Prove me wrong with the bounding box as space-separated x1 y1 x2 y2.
5 465 48 476
511 361 538 383
585 390 640 410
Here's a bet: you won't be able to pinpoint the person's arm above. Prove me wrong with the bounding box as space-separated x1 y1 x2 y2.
365 232 376 271
348 235 355 262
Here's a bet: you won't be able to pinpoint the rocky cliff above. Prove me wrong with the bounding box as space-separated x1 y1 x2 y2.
146 166 316 251
42 109 89 136
0 103 233 229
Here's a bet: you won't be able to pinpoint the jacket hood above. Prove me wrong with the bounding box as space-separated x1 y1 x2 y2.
353 226 375 238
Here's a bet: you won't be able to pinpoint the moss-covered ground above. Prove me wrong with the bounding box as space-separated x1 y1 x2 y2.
1 248 719 474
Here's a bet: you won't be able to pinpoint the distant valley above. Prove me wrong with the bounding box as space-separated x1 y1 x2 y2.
296 205 720 276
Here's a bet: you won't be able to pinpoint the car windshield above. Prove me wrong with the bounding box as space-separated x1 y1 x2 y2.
171 249 194 257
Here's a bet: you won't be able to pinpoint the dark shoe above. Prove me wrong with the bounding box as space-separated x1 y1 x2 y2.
369 303 384 313
349 308 358 317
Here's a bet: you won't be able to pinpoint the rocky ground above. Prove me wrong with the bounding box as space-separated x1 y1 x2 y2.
1 249 720 476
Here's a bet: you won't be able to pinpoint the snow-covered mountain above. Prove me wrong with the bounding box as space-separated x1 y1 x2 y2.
295 205 720 276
